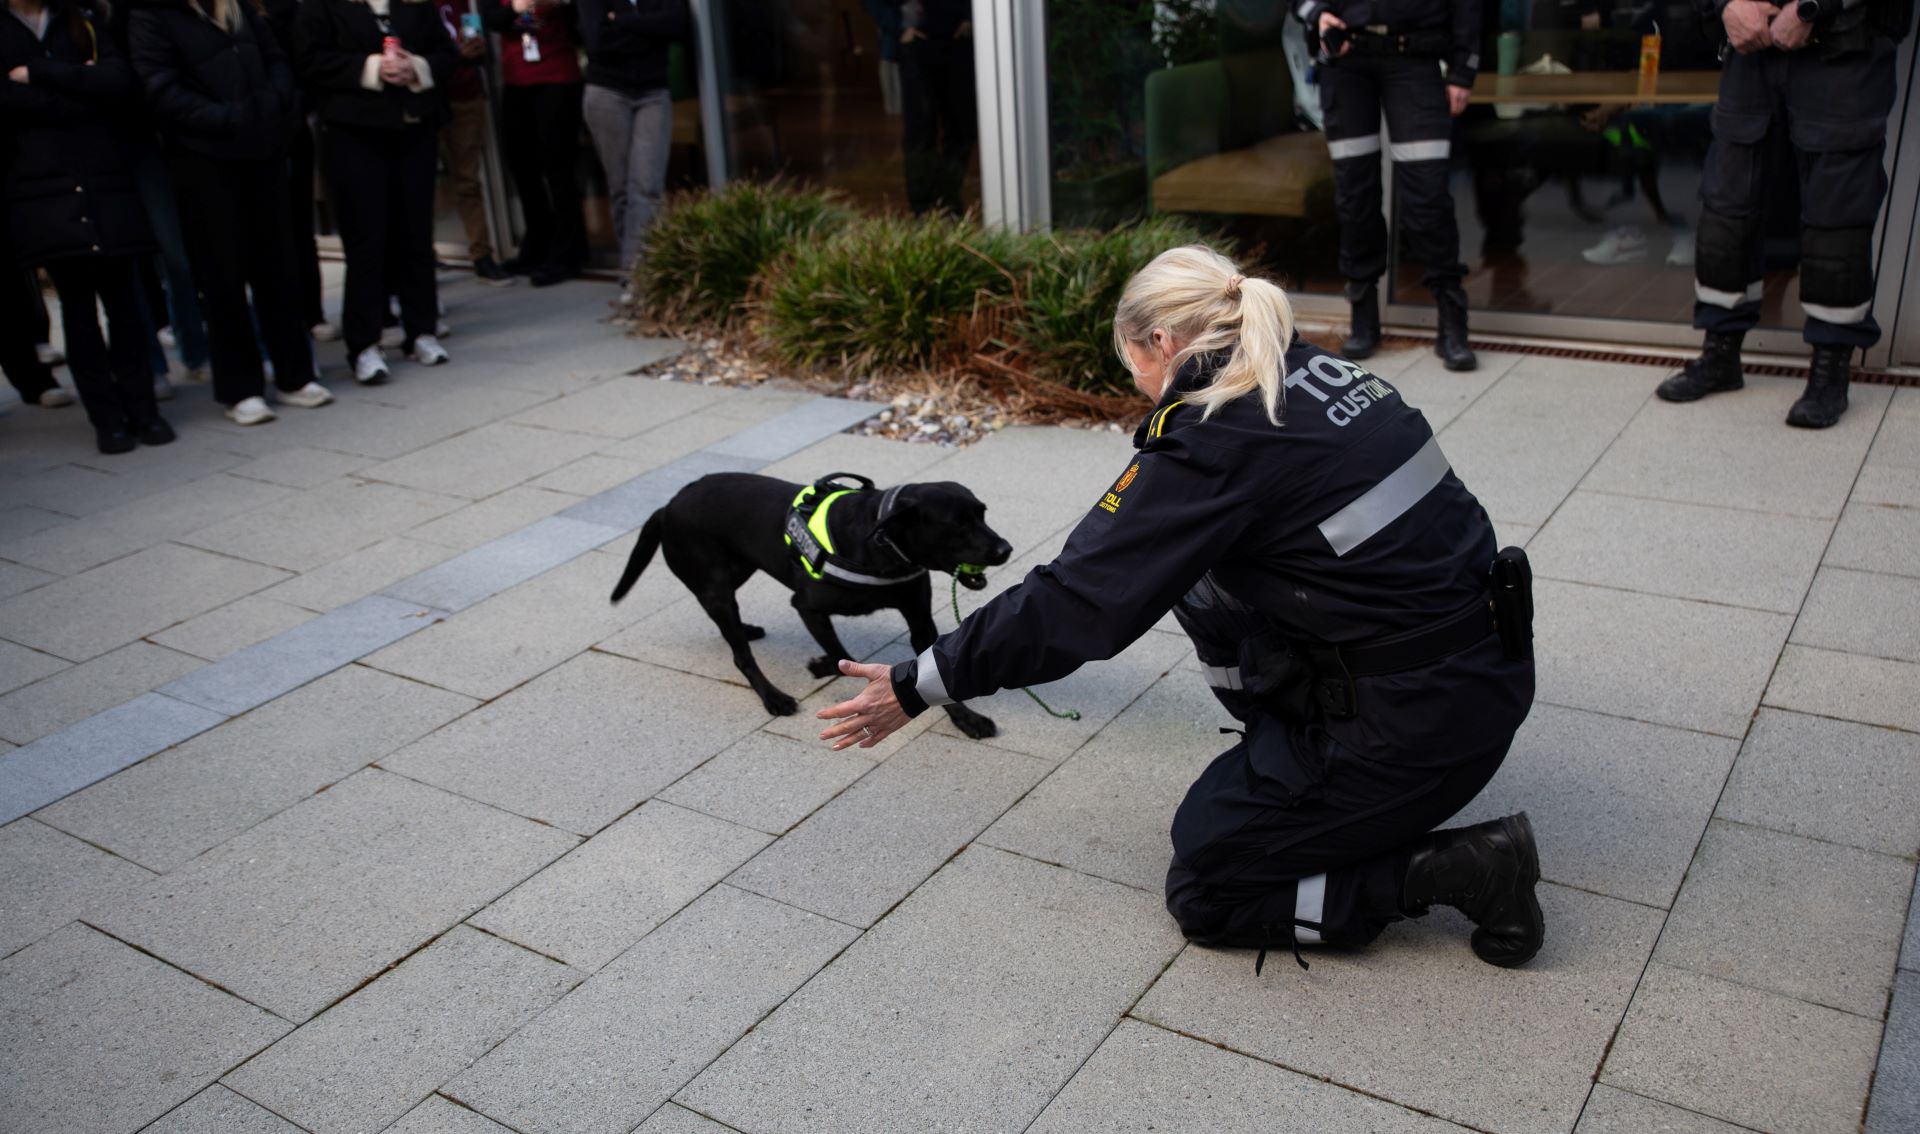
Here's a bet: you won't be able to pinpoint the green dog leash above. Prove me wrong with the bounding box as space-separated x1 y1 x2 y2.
949 565 1081 721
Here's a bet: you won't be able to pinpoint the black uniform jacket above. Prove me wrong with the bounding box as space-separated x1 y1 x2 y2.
127 0 298 161
293 0 455 129
1295 0 1481 88
891 339 1533 767
574 0 687 96
0 2 156 265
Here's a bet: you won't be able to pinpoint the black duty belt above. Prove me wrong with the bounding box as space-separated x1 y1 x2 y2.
1347 27 1453 57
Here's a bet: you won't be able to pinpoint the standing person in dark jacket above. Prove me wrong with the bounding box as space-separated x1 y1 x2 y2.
295 0 456 385
129 0 335 426
3 0 174 452
1298 0 1481 371
261 0 337 340
822 246 1544 972
575 0 686 284
481 0 584 286
895 0 974 216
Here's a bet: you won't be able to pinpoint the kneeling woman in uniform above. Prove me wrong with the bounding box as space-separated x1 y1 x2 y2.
820 245 1544 970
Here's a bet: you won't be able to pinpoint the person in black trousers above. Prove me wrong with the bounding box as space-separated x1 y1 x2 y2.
261 0 334 339
2 233 73 408
896 0 975 217
129 0 333 426
3 0 173 453
481 0 587 286
295 0 456 385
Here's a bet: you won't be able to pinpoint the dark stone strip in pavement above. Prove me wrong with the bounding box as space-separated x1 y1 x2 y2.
0 693 227 824
384 517 626 614
1865 968 1918 1134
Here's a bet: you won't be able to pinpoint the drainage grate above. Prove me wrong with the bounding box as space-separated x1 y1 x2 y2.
1373 335 1918 387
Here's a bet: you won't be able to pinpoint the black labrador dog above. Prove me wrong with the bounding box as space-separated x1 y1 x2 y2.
610 472 1011 737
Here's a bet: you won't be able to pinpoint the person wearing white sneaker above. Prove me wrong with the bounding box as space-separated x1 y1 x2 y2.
279 380 334 407
37 387 76 407
226 395 276 425
406 333 449 365
1581 225 1649 265
354 345 391 385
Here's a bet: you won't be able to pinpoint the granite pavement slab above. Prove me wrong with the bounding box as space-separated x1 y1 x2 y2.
0 472 292 576
634 1104 737 1133
682 847 1184 1134
143 1086 304 1134
260 537 459 613
1381 349 1514 434
0 558 56 602
1865 969 1918 1134
0 636 67 699
1716 708 1920 858
755 429 959 487
0 692 226 825
92 768 577 1022
1573 1085 1755 1134
446 885 858 1134
0 640 202 744
0 924 288 1134
506 372 726 438
657 729 875 835
702 397 881 462
148 596 319 662
726 732 1051 927
1028 1018 1473 1134
1791 566 1920 663
529 453 652 496
1136 882 1664 1134
386 1096 519 1134
0 816 154 959
406 486 584 552
382 651 768 836
1824 501 1920 579
472 801 770 971
1764 645 1920 734
183 478 467 573
757 662 942 761
223 446 373 490
381 515 623 614
38 665 475 871
1602 962 1882 1134
361 422 608 501
224 926 578 1134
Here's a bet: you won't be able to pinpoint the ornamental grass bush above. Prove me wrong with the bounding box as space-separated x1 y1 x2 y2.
632 182 851 326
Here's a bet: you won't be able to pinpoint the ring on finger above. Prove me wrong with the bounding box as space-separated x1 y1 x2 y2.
861 725 873 739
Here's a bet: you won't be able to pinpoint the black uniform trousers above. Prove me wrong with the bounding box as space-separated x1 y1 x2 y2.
900 36 976 216
326 123 440 359
289 118 327 329
41 255 162 433
1318 52 1466 293
1 232 59 402
500 82 588 273
1694 39 1897 348
168 150 316 406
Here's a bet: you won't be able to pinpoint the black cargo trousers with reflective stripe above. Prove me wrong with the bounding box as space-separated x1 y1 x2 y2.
1693 38 1898 348
1318 52 1467 293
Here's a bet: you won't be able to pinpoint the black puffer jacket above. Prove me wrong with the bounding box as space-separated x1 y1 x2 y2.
127 0 298 160
575 0 687 96
294 0 455 130
0 0 157 265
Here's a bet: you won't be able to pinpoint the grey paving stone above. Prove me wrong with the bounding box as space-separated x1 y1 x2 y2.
0 692 226 825
0 817 153 959
144 1085 304 1133
1865 969 1919 1134
39 665 474 871
1449 703 1742 909
362 423 607 501
1529 491 1832 613
507 372 726 438
658 730 874 835
261 537 458 613
8 444 249 517
1826 502 1920 579
1379 349 1515 434
406 486 583 552
184 479 466 573
1792 567 1920 663
385 1096 518 1134
1136 882 1664 1134
1851 464 1920 508
0 558 56 601
472 801 769 971
0 542 288 662
1029 1018 1472 1134
1904 869 1918 973
595 401 793 468
528 454 652 496
634 1103 737 1133
382 516 623 614
149 597 318 662
1717 708 1920 858
982 669 1225 892
0 924 288 1134
363 550 682 701
682 847 1183 1134
702 397 881 461
757 664 943 761
1765 645 1920 734
1 473 293 576
1574 1085 1756 1134
224 447 372 489
1655 820 1910 1017
383 651 766 836
160 595 442 717
224 926 578 1134
1534 579 1792 737
0 640 202 744
224 385 553 463
0 503 68 544
1584 377 1889 519
1602 962 1881 1134
93 768 576 1022
557 450 767 531
0 637 65 698
727 732 1049 927
446 885 857 1134
756 430 959 487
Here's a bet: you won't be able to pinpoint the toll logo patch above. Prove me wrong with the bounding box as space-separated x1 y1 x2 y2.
1099 463 1141 514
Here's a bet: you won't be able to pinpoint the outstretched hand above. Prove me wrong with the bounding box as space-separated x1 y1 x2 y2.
817 660 910 751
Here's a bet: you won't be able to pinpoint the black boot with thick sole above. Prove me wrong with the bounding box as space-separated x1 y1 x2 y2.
1435 286 1477 371
1401 812 1544 967
1656 332 1745 402
1786 344 1851 429
1343 281 1381 359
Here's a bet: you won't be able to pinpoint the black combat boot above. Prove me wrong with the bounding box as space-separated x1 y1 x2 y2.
1343 281 1381 359
1786 344 1851 429
1655 332 1744 402
1434 285 1476 371
1400 812 1544 968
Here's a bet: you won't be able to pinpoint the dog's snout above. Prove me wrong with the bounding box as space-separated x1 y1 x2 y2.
987 539 1012 565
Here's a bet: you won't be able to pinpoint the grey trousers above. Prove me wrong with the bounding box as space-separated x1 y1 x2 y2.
582 84 673 274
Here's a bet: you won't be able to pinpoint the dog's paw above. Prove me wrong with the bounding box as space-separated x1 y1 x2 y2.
806 655 843 678
742 624 767 641
947 707 997 739
761 690 800 716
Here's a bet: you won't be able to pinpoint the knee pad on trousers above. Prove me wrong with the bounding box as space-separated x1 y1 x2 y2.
1694 208 1758 297
1799 226 1874 316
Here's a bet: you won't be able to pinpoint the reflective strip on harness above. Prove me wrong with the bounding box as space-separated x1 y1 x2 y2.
1317 436 1451 557
822 561 927 587
1200 663 1244 691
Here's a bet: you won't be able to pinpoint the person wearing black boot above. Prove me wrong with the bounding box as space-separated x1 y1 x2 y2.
1301 0 1479 372
1657 0 1911 428
820 247 1544 972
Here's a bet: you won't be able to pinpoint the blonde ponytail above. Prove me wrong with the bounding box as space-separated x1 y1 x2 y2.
1111 245 1296 425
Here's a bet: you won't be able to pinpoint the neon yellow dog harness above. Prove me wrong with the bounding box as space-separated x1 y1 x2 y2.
784 473 929 587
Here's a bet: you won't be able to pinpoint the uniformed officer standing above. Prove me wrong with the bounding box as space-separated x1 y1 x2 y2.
1297 0 1481 371
1656 0 1912 427
820 246 1545 970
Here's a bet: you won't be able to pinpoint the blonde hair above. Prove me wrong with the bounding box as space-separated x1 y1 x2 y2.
1111 245 1295 425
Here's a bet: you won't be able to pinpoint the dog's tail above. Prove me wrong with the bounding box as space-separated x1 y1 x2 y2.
610 510 664 604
